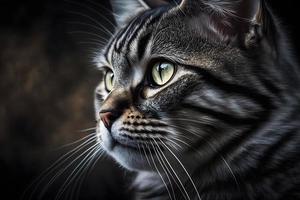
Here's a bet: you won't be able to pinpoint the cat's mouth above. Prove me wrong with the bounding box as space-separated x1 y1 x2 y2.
112 134 141 149
100 125 168 170
109 128 165 153
111 133 156 151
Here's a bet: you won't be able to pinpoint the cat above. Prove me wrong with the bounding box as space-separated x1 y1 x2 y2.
94 0 300 199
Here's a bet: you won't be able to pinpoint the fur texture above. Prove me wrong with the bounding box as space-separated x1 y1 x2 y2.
94 0 300 199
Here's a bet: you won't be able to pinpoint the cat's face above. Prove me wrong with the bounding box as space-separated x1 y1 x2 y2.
95 0 272 171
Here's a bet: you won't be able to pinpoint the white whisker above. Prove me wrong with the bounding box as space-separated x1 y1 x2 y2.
85 0 121 18
145 143 173 200
54 143 99 200
67 21 111 42
65 0 117 29
66 11 114 36
23 135 97 199
151 137 190 200
78 127 96 133
150 140 176 200
54 133 96 151
159 138 202 200
166 121 240 190
38 140 98 199
68 30 109 43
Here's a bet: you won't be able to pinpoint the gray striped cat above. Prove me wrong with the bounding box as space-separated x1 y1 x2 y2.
94 0 300 199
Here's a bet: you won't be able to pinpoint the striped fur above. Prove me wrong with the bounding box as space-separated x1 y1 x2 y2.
94 0 300 199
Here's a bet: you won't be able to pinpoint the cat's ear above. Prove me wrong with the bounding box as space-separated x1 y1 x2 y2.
111 0 169 26
180 0 266 47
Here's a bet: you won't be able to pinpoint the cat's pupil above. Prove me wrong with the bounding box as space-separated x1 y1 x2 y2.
151 62 175 86
158 63 168 80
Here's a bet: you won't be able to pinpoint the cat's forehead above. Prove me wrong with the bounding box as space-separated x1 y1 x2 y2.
103 7 175 66
97 6 240 70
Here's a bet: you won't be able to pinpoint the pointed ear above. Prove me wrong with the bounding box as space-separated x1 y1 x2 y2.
111 0 169 26
181 0 265 46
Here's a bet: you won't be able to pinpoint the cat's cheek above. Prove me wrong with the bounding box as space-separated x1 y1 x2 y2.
97 122 115 151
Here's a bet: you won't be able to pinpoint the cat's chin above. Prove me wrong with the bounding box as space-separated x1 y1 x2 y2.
109 145 154 171
99 128 157 171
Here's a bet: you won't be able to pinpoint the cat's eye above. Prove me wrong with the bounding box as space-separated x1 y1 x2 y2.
151 62 175 86
104 70 115 92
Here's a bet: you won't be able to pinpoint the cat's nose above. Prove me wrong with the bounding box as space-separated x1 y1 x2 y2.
99 110 120 130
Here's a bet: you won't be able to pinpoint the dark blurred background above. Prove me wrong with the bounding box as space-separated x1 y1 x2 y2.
0 0 299 200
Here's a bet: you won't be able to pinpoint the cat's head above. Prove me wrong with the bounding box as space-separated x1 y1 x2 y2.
94 0 280 171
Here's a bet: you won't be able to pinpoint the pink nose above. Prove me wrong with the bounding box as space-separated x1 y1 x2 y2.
100 112 113 129
100 111 119 129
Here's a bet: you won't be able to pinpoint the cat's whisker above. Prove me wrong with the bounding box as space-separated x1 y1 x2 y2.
165 121 240 190
71 147 104 200
164 136 184 150
54 133 96 150
78 127 96 133
145 142 173 200
38 140 98 199
137 141 147 167
66 21 111 42
65 0 117 29
151 137 190 200
84 0 121 18
141 143 154 170
81 38 108 46
68 31 109 43
23 135 97 199
54 143 100 200
150 140 177 200
73 147 105 199
69 147 103 200
60 148 98 200
169 133 241 194
78 41 106 47
159 138 202 200
74 41 106 52
66 11 114 36
66 147 100 200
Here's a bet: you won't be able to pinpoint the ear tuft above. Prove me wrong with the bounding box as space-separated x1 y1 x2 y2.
111 0 170 26
111 0 147 26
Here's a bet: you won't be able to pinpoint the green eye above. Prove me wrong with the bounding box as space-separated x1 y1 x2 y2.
151 62 175 86
104 70 114 92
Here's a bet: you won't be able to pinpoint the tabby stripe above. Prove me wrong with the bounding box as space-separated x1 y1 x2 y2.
103 38 114 63
254 127 298 174
258 136 300 178
258 75 282 96
103 25 129 63
193 119 269 184
115 15 142 52
124 8 167 55
187 123 224 154
181 103 264 125
123 11 155 51
115 10 153 53
104 7 168 64
188 66 274 110
236 107 300 175
137 32 152 60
